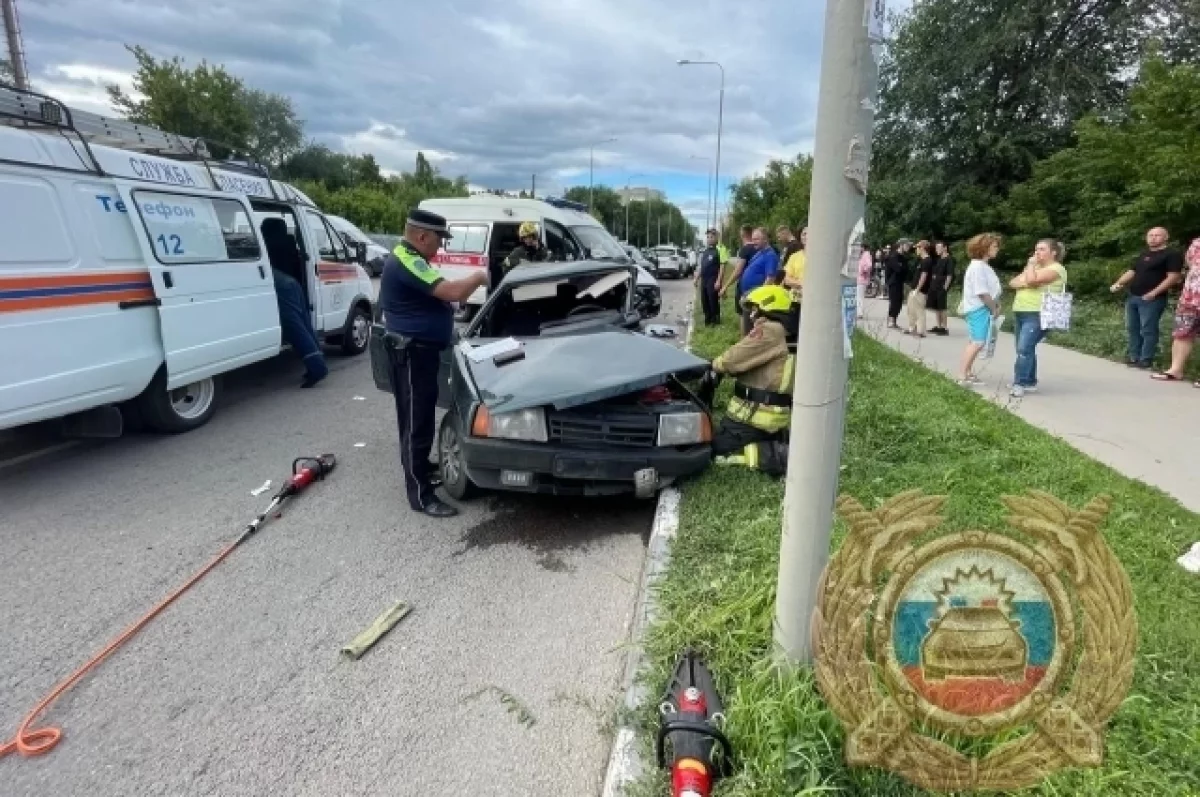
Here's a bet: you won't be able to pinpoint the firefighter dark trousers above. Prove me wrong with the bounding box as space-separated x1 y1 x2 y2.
388 343 442 510
712 416 789 476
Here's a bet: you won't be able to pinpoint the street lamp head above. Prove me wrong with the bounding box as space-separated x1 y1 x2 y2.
677 59 690 65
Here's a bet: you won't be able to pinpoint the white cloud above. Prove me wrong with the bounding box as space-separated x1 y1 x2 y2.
20 0 829 204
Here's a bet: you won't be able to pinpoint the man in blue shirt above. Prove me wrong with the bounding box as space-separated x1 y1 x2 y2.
379 209 488 518
734 228 780 335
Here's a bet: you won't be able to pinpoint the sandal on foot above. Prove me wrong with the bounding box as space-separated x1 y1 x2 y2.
1151 372 1181 381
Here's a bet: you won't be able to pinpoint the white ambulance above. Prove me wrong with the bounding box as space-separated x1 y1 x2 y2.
417 195 661 321
0 87 376 434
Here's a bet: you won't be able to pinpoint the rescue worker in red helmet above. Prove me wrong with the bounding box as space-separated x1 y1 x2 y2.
698 285 796 475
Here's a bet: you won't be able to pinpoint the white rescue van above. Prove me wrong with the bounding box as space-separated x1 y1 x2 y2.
0 87 376 434
417 195 660 321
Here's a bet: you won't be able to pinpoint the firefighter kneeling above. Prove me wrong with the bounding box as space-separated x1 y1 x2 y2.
699 285 795 476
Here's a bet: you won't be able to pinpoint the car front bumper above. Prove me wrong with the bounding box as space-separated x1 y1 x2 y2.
460 436 712 496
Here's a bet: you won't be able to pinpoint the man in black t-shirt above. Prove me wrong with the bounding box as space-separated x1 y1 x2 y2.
929 241 956 335
1110 227 1184 368
720 224 758 328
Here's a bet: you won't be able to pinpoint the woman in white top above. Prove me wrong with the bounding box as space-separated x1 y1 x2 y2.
957 233 1004 386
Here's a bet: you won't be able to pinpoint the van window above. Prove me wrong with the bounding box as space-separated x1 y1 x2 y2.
132 190 260 264
305 209 350 261
545 219 581 262
445 224 488 254
0 176 75 269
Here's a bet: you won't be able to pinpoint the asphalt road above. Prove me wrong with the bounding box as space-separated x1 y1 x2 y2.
0 276 695 796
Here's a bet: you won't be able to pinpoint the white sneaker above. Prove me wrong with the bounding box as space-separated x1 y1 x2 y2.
1010 386 1026 398
1023 385 1039 393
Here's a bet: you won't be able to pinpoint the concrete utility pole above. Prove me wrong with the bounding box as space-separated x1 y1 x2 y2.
2 0 30 90
775 0 882 664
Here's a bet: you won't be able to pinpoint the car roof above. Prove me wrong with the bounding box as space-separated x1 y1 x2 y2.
501 259 635 286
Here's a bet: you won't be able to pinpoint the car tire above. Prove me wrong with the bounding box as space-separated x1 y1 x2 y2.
135 368 221 434
438 411 478 501
340 303 371 356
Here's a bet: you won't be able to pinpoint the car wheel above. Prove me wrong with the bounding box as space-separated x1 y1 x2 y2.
340 304 371 356
438 411 478 501
135 368 221 434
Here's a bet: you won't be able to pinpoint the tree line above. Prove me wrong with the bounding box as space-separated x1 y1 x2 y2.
104 45 466 234
724 0 1200 297
101 46 698 245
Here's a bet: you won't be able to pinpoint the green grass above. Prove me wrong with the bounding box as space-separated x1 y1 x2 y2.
627 298 1200 796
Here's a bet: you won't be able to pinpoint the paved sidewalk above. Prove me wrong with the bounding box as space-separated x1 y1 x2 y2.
860 297 1200 513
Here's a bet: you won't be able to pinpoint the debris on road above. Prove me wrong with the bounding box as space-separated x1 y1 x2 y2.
645 324 678 339
464 686 537 728
341 601 412 660
250 480 272 496
354 442 366 448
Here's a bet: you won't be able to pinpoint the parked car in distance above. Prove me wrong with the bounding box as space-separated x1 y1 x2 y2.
328 215 390 277
651 245 688 278
435 259 713 500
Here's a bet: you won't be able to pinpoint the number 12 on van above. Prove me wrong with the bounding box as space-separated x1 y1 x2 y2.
156 234 184 256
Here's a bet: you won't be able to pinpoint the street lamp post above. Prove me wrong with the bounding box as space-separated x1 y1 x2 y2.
589 137 617 213
678 59 724 238
689 155 713 232
624 174 644 247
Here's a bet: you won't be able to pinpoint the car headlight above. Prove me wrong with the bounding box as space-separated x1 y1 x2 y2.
471 406 548 442
657 412 712 446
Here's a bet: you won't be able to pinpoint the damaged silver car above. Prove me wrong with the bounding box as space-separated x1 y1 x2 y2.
435 260 713 499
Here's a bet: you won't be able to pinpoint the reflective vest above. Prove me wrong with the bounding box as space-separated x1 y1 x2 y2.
725 353 795 433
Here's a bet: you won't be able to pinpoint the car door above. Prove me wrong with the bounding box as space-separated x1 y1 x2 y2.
114 181 280 388
301 208 357 333
544 218 582 262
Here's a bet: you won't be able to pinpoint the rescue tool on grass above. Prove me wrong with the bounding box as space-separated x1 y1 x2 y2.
656 649 733 797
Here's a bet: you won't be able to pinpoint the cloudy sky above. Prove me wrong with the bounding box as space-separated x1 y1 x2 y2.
19 0 868 228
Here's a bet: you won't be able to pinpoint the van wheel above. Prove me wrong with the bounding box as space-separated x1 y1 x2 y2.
136 370 221 433
438 412 478 501
340 304 371 356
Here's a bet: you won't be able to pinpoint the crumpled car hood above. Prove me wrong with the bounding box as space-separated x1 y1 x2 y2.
462 330 709 414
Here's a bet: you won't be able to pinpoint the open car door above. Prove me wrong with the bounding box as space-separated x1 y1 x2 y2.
115 181 280 388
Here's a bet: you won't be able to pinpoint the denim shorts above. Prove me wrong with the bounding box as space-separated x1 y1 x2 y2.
965 307 992 343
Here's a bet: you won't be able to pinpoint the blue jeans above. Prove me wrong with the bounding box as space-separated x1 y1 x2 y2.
272 269 327 380
1013 311 1045 388
1126 295 1168 364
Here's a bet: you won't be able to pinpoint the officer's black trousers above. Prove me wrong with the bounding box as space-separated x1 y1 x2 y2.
699 277 721 326
389 344 442 510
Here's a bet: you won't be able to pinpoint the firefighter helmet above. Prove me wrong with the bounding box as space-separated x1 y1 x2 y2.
741 284 793 314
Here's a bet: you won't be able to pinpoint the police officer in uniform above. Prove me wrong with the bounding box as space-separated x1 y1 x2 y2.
503 221 551 274
694 228 726 327
379 210 488 518
698 285 796 476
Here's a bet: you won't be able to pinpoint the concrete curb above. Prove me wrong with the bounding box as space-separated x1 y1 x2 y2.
601 303 695 797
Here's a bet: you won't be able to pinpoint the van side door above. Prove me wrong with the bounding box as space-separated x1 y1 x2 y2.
299 208 359 334
115 182 280 388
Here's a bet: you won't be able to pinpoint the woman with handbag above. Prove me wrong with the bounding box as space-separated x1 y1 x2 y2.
1151 238 1200 385
1008 239 1068 398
